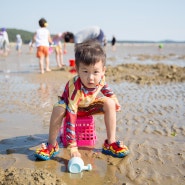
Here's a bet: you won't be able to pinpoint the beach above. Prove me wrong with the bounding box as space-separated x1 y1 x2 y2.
0 43 185 185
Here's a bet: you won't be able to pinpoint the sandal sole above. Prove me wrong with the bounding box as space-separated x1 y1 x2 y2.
102 149 129 158
34 151 59 161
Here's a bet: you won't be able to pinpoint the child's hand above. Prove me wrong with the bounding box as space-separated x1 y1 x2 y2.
110 96 121 112
63 50 67 54
69 146 81 158
116 103 121 112
70 149 81 158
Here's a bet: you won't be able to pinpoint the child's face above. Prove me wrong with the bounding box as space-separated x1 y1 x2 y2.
76 60 106 88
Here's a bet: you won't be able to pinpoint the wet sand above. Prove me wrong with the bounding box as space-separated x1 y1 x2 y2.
0 44 185 185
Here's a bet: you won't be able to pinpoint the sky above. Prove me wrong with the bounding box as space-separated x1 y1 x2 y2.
1 0 185 41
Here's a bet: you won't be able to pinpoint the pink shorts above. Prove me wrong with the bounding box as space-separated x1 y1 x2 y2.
36 46 49 58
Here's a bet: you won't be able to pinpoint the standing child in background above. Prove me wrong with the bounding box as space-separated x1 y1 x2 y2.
0 30 3 54
34 40 129 161
15 34 22 54
0 28 10 56
52 33 67 68
31 18 53 74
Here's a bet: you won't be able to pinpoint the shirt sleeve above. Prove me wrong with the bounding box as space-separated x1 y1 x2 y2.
60 77 81 145
100 80 119 104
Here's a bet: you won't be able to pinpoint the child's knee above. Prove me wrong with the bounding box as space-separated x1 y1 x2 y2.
103 97 115 109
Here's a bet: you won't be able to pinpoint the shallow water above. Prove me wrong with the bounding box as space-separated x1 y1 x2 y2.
106 43 185 67
1 43 185 74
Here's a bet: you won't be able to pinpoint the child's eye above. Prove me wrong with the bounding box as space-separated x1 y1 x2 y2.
83 70 88 73
94 71 100 74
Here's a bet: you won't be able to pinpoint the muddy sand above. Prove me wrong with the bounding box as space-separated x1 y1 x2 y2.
0 44 185 185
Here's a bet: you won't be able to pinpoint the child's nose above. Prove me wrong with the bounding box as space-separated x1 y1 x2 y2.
88 74 94 80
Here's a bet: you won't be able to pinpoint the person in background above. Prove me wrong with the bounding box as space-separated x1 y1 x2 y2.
111 35 116 51
103 36 107 47
15 34 22 54
0 30 3 53
0 28 10 56
34 40 129 161
50 27 105 67
31 18 53 74
52 33 67 68
63 26 105 46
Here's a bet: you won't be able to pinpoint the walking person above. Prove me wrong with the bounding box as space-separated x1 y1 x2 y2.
31 18 53 74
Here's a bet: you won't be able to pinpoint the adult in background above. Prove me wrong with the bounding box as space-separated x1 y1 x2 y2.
63 26 105 46
111 35 116 51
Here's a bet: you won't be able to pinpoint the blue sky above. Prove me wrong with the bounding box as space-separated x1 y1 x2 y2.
1 0 185 41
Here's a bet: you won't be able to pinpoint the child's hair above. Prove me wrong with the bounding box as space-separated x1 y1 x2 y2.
1 28 6 31
64 32 74 42
75 39 106 69
39 18 47 27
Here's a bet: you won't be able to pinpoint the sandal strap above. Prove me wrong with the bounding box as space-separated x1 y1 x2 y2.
116 141 124 148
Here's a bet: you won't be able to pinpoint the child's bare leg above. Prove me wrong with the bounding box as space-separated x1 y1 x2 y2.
59 51 64 66
55 50 61 67
34 106 65 160
102 97 129 157
103 97 116 144
39 57 44 74
45 56 51 71
48 106 65 146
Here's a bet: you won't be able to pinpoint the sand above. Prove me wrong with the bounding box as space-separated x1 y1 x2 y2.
0 43 185 185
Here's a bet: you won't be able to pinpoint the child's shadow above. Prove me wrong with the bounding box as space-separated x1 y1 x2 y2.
0 134 103 175
0 134 49 161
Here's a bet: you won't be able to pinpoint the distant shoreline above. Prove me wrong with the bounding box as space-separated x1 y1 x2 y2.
107 40 185 44
6 28 185 44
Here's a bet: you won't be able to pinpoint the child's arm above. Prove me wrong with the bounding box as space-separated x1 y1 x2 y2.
101 83 121 111
48 33 53 45
63 42 67 54
67 144 81 158
61 32 67 54
30 33 36 47
110 94 121 111
60 77 82 157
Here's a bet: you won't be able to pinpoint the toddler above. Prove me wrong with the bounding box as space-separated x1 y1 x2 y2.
35 40 129 160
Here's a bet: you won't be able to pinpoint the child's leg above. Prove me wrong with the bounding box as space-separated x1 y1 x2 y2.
45 55 51 71
77 97 116 144
77 98 129 158
34 106 65 160
55 48 61 67
103 97 116 144
39 56 44 74
59 50 64 66
102 97 129 157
